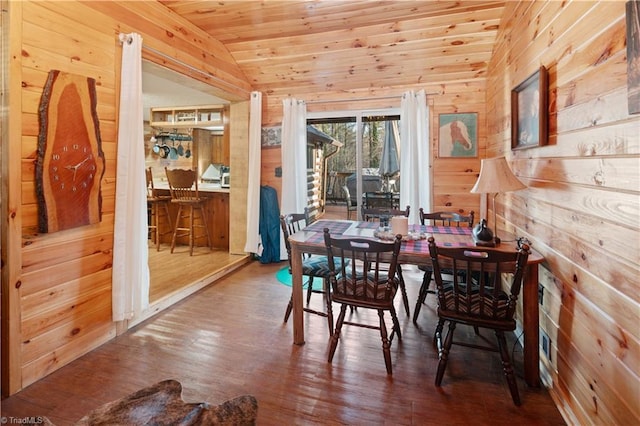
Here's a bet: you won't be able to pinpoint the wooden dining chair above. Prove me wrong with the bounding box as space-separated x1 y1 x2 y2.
146 167 173 251
165 167 212 256
342 185 358 220
413 209 475 323
281 209 343 336
364 191 394 210
361 204 410 224
361 204 411 317
427 237 530 405
324 229 403 374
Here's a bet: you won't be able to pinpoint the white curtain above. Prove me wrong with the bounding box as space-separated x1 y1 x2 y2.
244 91 263 254
400 89 431 224
280 98 307 259
112 33 149 321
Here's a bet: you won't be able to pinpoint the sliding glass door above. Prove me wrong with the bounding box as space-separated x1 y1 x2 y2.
308 109 400 219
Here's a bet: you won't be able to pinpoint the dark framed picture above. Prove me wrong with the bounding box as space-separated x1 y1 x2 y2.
438 112 478 157
511 66 548 150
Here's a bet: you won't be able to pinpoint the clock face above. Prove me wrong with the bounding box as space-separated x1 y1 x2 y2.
49 143 97 194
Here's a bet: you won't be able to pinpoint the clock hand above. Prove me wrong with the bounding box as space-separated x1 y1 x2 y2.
64 164 79 181
64 157 90 181
74 156 90 169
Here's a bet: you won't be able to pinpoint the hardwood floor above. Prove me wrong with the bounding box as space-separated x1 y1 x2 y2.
148 240 248 303
2 258 566 425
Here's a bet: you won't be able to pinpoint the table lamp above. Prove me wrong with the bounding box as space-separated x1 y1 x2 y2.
470 157 526 246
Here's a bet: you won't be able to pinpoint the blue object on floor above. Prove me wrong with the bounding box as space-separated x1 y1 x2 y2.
275 266 323 290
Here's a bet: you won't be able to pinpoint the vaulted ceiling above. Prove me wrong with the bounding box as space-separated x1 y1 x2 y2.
158 1 506 98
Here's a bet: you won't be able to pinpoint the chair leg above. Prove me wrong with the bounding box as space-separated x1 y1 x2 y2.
162 202 172 237
396 265 410 317
435 321 456 386
283 296 293 323
413 270 432 323
170 204 183 253
158 201 172 251
325 280 334 336
378 310 393 375
199 204 212 250
306 277 314 305
186 205 193 256
433 318 445 347
389 305 402 341
328 304 347 363
496 330 521 405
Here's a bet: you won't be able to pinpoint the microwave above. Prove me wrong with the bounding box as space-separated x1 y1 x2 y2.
221 172 230 188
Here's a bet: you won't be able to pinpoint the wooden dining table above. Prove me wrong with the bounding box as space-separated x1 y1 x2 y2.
288 219 545 387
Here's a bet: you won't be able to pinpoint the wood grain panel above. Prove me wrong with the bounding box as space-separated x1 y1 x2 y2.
21 269 112 316
21 321 116 389
22 281 111 341
20 252 113 297
21 300 112 364
185 1 504 43
22 231 114 274
524 180 639 231
539 267 640 390
261 146 282 195
555 88 629 134
512 157 640 192
486 2 639 422
502 194 639 303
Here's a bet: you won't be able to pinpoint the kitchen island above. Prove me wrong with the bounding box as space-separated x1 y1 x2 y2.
153 180 229 249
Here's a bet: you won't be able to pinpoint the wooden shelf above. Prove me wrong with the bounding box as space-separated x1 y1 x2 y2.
150 105 224 128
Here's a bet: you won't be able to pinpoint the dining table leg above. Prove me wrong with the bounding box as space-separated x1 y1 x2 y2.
290 243 305 345
522 264 541 387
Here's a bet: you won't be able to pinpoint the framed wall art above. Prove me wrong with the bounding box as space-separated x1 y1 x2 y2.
511 66 548 150
438 112 478 158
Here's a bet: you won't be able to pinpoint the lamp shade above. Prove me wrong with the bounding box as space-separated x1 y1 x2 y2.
471 157 526 194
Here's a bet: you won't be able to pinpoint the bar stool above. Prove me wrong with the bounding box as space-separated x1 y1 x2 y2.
146 167 172 251
164 167 212 256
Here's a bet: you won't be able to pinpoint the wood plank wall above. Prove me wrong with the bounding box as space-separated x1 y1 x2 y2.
260 81 486 217
4 0 250 394
485 2 640 424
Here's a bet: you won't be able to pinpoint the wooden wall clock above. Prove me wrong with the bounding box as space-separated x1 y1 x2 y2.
35 70 106 233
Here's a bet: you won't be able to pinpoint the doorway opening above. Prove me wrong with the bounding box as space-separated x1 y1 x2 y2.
142 61 248 306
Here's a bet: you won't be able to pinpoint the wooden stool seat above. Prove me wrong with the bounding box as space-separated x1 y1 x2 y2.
165 167 212 256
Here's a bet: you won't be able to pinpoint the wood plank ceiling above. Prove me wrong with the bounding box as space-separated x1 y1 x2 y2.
158 1 506 98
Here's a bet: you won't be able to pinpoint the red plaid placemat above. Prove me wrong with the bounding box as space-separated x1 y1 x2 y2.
356 222 472 236
306 233 326 244
422 225 472 235
401 239 471 254
304 220 352 234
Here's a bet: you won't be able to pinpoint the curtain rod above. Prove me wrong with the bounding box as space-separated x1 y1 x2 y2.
143 45 251 95
306 92 441 104
119 33 251 95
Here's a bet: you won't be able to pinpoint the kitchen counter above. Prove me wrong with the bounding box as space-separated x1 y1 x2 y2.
153 180 230 193
151 180 230 249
